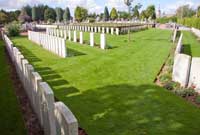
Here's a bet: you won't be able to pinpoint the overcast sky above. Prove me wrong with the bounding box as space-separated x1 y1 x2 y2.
0 0 200 15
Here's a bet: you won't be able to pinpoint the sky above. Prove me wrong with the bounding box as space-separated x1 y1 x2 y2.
0 0 200 15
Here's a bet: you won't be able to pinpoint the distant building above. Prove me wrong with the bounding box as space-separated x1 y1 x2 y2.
157 5 161 18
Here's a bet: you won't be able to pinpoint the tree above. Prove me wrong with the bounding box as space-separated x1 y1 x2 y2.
176 5 196 18
110 8 118 20
44 8 56 22
18 7 31 23
118 11 130 20
55 7 63 22
32 6 37 21
37 5 49 21
104 6 109 21
8 10 20 22
124 0 133 13
63 7 71 22
140 10 147 20
0 11 9 24
74 6 88 22
23 5 32 18
197 6 200 17
132 3 142 18
145 5 156 20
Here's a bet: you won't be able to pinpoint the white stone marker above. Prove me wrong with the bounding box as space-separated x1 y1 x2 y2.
100 33 106 50
111 28 114 35
94 27 97 33
188 58 200 91
106 27 109 34
68 31 71 41
98 27 101 33
79 32 83 44
172 54 191 87
102 27 105 33
39 82 56 135
116 28 119 35
175 33 183 55
90 32 94 47
54 102 78 135
172 28 177 43
73 31 77 42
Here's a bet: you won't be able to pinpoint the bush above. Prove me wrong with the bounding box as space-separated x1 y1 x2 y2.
5 21 21 36
163 81 180 90
178 17 200 29
195 96 200 104
159 73 171 84
173 88 195 97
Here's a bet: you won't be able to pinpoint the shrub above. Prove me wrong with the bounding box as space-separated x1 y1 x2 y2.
5 21 21 36
195 96 200 104
159 73 171 84
173 88 195 97
163 81 180 90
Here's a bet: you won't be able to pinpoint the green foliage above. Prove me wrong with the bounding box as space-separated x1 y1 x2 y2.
176 5 196 18
5 21 21 36
140 10 147 19
156 16 177 24
159 73 172 84
178 17 200 29
132 3 142 19
118 11 130 20
195 95 200 104
74 6 88 22
104 6 109 21
63 7 71 22
55 7 63 22
173 88 196 97
110 8 118 20
0 10 9 24
32 6 37 21
18 7 31 23
44 7 56 22
22 5 32 17
163 81 180 90
145 5 156 20
198 6 200 17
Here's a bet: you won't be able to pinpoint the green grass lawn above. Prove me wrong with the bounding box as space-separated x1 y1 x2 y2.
0 40 27 135
182 31 200 57
11 29 200 135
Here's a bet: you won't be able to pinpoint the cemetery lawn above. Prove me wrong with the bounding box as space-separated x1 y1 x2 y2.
182 31 200 57
12 29 200 135
0 40 27 135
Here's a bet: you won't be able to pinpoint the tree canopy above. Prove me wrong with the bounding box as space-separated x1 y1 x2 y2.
18 7 31 23
63 7 71 22
104 6 109 21
44 7 56 22
74 6 88 22
176 5 196 18
110 8 118 20
55 7 63 22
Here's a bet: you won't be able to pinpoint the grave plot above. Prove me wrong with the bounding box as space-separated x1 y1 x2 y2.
11 29 200 135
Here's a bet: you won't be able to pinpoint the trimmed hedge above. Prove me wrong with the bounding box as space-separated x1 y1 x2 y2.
178 17 200 29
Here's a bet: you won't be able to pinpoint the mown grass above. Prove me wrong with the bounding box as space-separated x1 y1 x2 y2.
11 29 200 135
182 31 200 57
0 40 27 135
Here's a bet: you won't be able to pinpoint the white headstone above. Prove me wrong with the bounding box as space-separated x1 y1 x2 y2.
79 32 83 44
172 54 191 87
100 33 106 50
90 32 94 47
188 58 200 91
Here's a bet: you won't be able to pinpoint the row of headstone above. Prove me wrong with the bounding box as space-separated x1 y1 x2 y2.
172 28 178 43
120 25 148 34
47 29 107 50
1 31 78 135
28 31 67 58
58 25 120 35
172 32 200 92
172 54 200 91
174 33 183 55
191 27 200 38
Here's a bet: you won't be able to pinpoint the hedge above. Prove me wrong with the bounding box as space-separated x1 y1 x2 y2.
178 17 200 29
